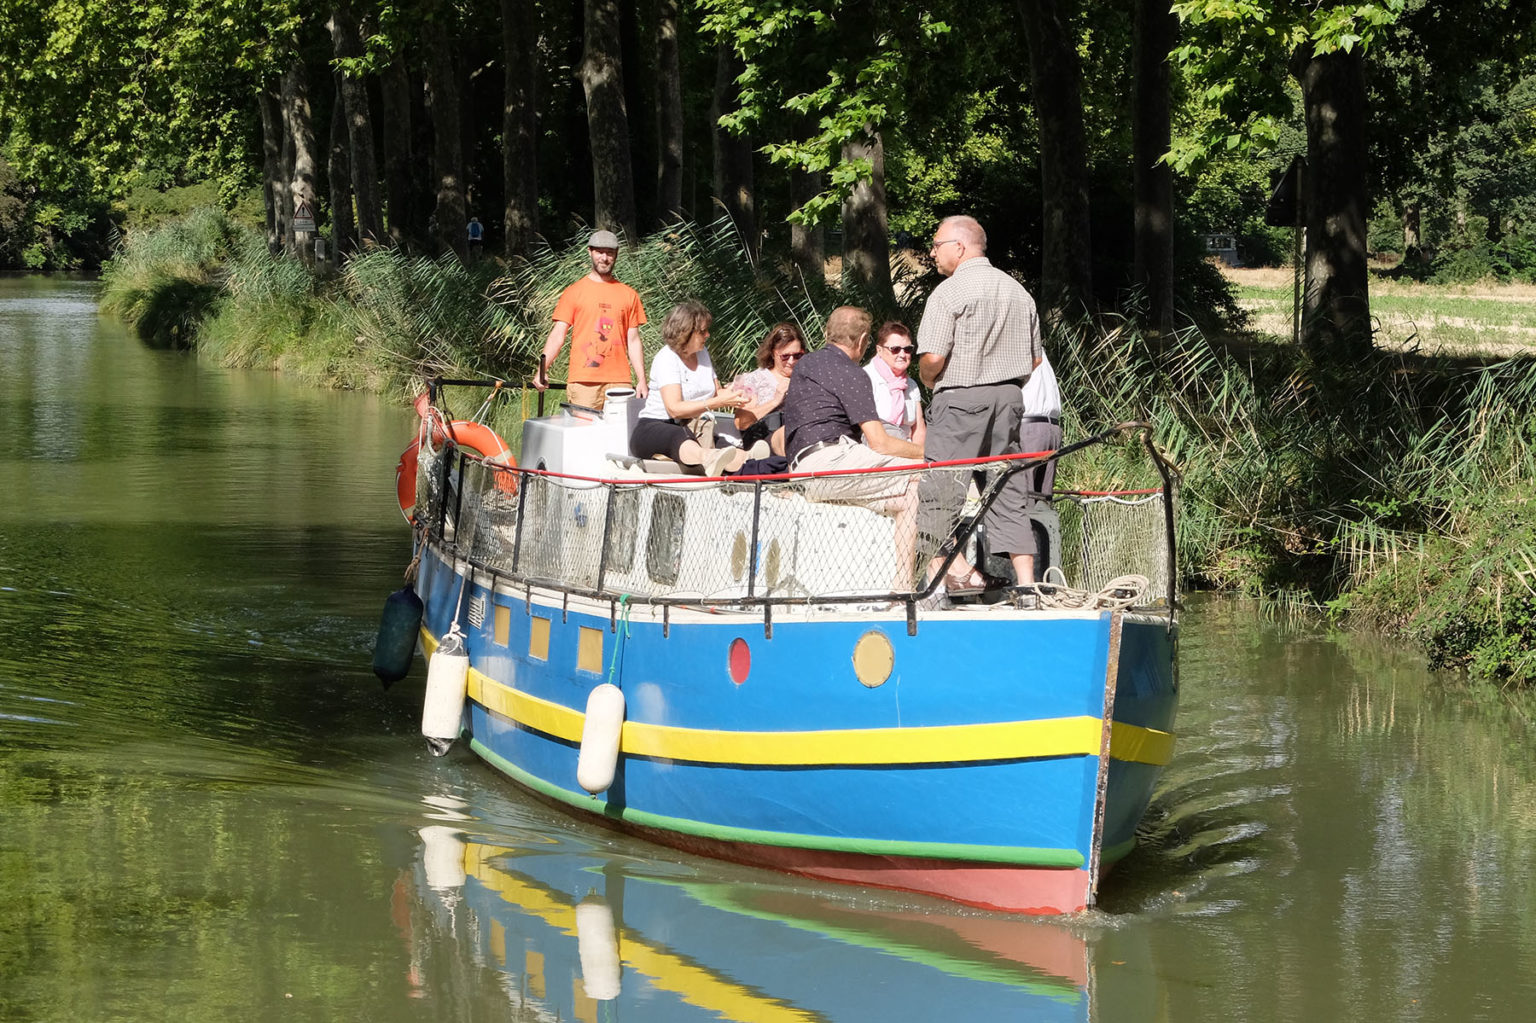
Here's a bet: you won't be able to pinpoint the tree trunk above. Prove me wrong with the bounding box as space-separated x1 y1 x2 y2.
281 57 319 263
502 0 540 256
257 84 285 254
1291 42 1372 359
330 3 382 247
1402 200 1422 263
790 166 825 285
582 0 638 240
839 128 892 303
381 59 417 248
620 0 655 230
711 41 756 260
655 0 685 224
328 70 356 259
1132 0 1176 333
1016 0 1093 320
423 21 467 259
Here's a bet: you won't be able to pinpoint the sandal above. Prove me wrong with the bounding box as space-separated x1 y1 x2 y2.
942 568 988 597
945 569 1011 598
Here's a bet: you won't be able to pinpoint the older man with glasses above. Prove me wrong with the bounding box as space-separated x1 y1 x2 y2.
915 215 1044 596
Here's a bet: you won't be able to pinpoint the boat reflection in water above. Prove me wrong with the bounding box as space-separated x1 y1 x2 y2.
403 824 1154 1022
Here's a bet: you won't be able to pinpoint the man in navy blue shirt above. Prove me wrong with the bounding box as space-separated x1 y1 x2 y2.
783 306 924 589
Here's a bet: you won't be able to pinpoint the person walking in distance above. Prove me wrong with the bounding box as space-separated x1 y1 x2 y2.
534 230 648 410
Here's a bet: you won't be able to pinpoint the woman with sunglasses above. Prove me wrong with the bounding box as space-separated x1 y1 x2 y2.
731 322 807 457
863 321 927 450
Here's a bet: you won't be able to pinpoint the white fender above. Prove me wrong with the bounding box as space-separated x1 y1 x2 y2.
418 825 467 892
576 896 621 1000
422 631 469 743
577 683 626 794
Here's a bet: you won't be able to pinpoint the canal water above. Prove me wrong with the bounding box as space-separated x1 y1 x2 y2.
2 276 1534 1022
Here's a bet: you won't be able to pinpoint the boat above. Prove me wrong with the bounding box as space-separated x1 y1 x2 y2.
385 378 1179 915
395 820 1158 1021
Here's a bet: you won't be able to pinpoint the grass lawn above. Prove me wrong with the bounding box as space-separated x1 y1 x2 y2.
1222 265 1536 356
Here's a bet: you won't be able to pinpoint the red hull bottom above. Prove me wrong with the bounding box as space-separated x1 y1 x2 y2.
631 821 1093 915
503 768 1095 915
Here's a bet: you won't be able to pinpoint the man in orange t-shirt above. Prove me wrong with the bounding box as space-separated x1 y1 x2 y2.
533 229 648 410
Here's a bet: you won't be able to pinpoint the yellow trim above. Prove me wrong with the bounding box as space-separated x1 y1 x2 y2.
426 630 1174 767
1109 720 1176 766
577 626 604 674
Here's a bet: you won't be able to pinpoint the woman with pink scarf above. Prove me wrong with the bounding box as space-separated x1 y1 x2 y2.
863 321 927 448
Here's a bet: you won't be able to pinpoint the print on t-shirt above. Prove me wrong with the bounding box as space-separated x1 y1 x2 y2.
583 312 619 368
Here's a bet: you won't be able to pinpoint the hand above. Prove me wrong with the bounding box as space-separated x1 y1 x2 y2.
634 380 648 400
532 366 548 391
711 387 745 410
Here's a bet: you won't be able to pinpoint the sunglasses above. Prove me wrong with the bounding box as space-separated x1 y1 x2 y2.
883 345 916 355
778 351 806 362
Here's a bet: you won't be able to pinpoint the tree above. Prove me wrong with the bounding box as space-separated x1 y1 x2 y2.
711 40 756 260
1016 0 1093 320
423 10 466 258
330 1 382 248
502 0 539 255
656 0 685 224
1172 0 1407 358
582 0 638 239
1133 0 1177 331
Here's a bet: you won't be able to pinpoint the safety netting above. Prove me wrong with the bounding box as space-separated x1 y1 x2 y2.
412 435 1176 612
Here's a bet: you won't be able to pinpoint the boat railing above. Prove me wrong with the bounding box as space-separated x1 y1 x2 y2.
411 419 1176 630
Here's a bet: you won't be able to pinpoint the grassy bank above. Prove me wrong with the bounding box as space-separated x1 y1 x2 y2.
99 211 1536 687
1228 265 1536 357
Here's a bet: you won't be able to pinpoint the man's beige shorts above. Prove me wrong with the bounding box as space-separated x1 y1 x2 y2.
795 439 922 504
566 381 615 410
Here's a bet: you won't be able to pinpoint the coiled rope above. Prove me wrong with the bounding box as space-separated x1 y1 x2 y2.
1028 566 1151 610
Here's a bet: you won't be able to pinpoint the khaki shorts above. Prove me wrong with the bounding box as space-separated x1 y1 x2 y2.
567 381 618 410
795 438 921 504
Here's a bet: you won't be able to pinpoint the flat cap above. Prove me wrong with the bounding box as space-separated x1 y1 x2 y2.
587 229 621 249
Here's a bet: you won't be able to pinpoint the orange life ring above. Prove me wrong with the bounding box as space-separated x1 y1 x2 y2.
396 419 518 522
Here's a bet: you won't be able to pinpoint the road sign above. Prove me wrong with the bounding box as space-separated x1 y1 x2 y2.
294 199 316 234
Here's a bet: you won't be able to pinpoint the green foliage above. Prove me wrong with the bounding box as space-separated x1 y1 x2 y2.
1342 501 1536 686
99 206 250 347
1169 0 1408 170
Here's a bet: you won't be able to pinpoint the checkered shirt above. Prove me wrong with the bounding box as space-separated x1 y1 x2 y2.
916 257 1042 390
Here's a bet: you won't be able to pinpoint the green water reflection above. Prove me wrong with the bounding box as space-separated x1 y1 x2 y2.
2 277 1534 1022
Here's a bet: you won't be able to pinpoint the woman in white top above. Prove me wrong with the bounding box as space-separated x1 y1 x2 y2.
630 301 751 475
863 321 927 449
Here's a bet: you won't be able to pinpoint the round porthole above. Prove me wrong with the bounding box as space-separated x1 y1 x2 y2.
852 630 894 688
728 637 751 685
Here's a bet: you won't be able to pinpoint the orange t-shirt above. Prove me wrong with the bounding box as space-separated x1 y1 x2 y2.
552 277 648 384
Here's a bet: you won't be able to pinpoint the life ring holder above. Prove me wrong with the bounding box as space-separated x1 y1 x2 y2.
396 411 518 523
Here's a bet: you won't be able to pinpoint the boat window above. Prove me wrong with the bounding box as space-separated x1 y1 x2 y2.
645 492 685 585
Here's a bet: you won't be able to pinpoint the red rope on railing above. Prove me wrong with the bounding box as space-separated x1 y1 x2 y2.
463 447 1062 486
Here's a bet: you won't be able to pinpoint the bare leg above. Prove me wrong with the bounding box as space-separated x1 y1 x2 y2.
677 439 705 466
876 480 920 591
1012 552 1034 585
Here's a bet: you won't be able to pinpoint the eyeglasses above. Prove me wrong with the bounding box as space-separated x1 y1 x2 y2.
883 345 916 355
778 351 805 362
930 238 962 252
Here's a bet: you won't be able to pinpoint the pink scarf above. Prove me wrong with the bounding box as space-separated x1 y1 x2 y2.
870 356 908 427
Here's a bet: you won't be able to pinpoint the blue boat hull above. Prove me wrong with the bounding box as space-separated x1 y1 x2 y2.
415 544 1177 913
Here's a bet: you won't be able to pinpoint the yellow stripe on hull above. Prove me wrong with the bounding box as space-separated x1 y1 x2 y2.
425 630 1174 767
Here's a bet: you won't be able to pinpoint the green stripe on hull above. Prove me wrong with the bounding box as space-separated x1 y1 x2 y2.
470 738 1086 869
